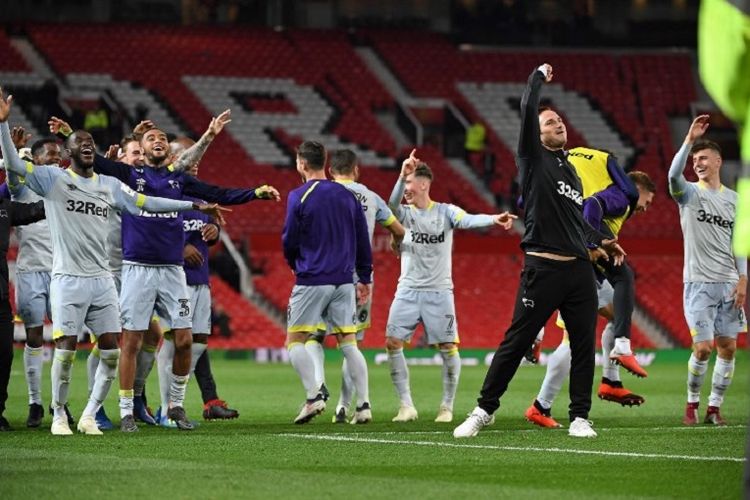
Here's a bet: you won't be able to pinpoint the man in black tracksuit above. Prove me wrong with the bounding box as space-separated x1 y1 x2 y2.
454 63 623 439
0 192 46 430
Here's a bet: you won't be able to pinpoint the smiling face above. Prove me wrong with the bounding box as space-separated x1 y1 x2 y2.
66 131 96 169
141 128 169 166
539 109 567 150
33 142 62 166
691 147 722 183
634 184 655 214
120 140 145 167
403 173 430 205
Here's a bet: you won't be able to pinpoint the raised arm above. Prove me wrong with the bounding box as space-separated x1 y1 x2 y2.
388 150 419 219
517 65 549 162
670 115 710 201
0 121 29 178
172 110 231 172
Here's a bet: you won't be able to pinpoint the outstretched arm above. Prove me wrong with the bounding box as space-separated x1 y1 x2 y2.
172 110 232 172
449 204 517 230
183 175 280 205
10 200 45 227
112 180 230 223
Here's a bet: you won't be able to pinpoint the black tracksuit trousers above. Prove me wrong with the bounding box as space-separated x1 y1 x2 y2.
477 255 598 421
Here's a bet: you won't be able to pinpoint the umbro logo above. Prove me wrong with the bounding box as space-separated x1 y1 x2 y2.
522 298 535 308
66 183 77 191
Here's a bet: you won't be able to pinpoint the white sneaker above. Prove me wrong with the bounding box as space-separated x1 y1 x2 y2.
51 416 73 436
434 405 453 423
77 415 103 435
391 405 418 422
350 403 372 424
568 417 597 438
293 398 325 424
453 407 492 438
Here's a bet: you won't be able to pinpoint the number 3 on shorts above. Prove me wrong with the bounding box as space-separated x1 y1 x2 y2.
179 298 191 317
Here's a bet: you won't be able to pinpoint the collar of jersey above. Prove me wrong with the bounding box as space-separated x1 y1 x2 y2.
697 180 724 192
334 179 354 184
409 201 435 210
66 169 97 181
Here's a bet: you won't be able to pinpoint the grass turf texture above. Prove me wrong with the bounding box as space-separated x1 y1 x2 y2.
0 349 746 499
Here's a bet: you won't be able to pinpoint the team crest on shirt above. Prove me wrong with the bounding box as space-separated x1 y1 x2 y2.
136 178 146 192
168 180 180 190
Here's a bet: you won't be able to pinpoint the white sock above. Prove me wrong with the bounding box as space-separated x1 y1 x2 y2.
157 338 175 415
387 348 413 407
340 342 369 407
288 342 318 400
687 353 709 403
119 389 134 419
134 347 157 398
439 347 461 410
169 373 189 408
51 348 75 419
86 346 100 394
613 337 632 356
537 341 571 410
708 357 735 407
24 344 44 405
189 342 208 374
305 339 326 389
600 322 620 382
338 357 354 410
83 348 119 418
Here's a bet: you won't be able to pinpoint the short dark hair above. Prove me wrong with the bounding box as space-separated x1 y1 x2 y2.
329 149 357 175
690 140 722 157
296 141 326 171
538 106 554 115
30 137 59 158
413 162 433 181
120 134 140 149
628 170 656 193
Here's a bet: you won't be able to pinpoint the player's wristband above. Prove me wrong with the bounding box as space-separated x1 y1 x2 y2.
254 185 269 198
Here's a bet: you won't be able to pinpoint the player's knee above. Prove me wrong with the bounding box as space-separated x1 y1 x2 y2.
438 342 457 351
25 328 44 347
173 331 192 351
693 343 712 361
386 337 403 351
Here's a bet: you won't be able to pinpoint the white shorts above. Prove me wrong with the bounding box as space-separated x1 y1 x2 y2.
386 288 458 345
314 284 373 342
189 284 211 335
50 275 120 339
684 281 747 343
15 271 51 328
120 263 191 331
287 284 357 335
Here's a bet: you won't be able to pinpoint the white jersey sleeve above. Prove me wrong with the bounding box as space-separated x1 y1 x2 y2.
108 177 193 215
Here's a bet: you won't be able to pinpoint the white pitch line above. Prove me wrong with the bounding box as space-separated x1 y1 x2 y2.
278 433 747 463
344 424 747 437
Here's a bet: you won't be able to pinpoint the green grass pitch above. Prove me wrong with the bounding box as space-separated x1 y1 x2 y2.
0 349 746 499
